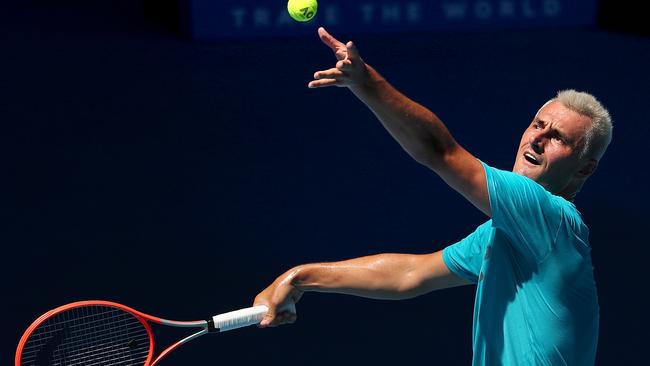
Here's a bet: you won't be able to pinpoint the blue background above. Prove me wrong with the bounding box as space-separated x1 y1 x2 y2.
2 0 648 365
186 0 599 39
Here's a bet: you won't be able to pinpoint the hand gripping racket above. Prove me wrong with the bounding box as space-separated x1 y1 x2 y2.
15 300 269 366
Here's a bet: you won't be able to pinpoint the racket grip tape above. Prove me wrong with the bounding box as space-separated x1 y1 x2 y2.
210 305 268 332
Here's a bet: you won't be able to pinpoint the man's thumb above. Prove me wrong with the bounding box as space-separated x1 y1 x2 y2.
346 41 361 61
259 305 276 327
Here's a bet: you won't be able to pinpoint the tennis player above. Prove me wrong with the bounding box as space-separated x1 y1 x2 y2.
253 27 612 365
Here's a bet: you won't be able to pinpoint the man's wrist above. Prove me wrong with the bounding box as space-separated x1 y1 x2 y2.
289 264 315 291
349 64 384 99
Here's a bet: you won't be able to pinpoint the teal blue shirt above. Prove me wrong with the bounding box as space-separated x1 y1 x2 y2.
442 162 599 365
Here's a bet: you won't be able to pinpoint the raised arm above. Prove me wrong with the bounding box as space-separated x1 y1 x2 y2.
253 251 471 327
309 27 491 216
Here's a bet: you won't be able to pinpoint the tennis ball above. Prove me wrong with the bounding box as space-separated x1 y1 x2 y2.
287 0 318 22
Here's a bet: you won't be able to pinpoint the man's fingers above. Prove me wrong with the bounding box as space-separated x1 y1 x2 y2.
308 78 342 88
346 41 361 61
264 310 297 327
318 27 344 52
314 68 345 80
310 67 349 88
336 59 353 71
277 310 297 323
259 305 276 327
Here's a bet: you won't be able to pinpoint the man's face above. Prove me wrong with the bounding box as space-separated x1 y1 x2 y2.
512 101 593 195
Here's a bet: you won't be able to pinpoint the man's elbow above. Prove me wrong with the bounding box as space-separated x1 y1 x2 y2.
394 270 429 300
409 144 458 172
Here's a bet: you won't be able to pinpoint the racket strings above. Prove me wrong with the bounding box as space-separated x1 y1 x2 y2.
20 305 151 366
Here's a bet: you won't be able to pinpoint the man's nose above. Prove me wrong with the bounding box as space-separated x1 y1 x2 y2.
529 132 545 154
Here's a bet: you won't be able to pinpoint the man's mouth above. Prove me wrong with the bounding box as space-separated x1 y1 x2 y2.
523 152 541 165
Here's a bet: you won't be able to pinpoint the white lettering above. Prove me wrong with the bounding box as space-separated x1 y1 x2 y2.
228 1 567 31
382 4 401 23
475 1 493 19
406 2 423 23
231 8 246 28
359 4 375 24
324 5 340 25
522 0 536 18
499 1 516 17
277 10 293 27
543 0 561 17
252 8 271 27
443 2 469 20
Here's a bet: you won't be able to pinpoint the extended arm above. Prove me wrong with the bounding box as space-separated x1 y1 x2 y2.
254 251 471 327
309 28 491 216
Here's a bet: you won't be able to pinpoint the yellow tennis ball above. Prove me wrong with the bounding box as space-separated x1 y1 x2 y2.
287 0 318 22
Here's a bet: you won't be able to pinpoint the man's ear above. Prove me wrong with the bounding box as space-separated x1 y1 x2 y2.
578 159 598 178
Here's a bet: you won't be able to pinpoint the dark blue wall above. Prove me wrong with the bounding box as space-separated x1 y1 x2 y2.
3 1 649 365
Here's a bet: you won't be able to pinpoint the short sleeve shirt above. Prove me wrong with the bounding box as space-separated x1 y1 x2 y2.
443 162 599 365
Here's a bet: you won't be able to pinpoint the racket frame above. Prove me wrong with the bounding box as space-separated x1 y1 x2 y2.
15 300 262 366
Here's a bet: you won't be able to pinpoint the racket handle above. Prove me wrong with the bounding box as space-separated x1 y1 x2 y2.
211 305 268 332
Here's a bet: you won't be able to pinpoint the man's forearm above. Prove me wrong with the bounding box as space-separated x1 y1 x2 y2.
289 253 424 300
350 65 458 168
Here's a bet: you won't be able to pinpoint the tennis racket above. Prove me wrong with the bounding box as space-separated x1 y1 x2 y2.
15 300 270 366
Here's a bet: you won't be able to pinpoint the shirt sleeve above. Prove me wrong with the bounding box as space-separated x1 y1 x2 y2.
442 222 491 283
482 161 563 263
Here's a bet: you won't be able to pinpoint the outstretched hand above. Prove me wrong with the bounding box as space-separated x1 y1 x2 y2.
254 270 303 328
308 27 369 89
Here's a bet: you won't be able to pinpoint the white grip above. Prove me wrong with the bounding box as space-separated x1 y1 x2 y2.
211 305 268 332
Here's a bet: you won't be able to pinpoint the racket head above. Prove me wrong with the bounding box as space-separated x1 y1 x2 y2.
16 300 155 366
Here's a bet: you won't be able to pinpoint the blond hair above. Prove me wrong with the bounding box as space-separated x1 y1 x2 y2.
543 90 613 160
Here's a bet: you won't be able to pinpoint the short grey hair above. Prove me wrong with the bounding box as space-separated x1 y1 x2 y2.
544 90 613 160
